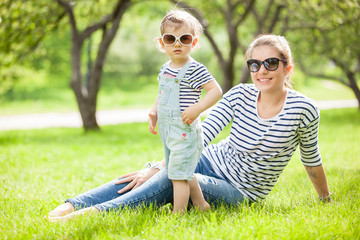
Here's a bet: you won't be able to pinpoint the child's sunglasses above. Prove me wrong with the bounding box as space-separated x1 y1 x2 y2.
161 33 194 46
247 58 287 72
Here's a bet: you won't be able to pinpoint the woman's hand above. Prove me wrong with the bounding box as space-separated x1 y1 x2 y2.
115 168 159 194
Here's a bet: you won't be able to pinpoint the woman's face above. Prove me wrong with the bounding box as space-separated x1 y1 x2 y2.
249 45 288 95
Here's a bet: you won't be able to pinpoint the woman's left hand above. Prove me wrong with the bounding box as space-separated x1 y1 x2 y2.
115 168 159 194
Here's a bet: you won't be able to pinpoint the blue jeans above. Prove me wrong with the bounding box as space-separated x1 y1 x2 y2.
66 154 247 212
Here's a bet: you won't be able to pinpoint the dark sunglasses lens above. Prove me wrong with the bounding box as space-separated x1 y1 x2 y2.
180 34 193 45
247 60 260 72
163 34 175 44
264 58 279 71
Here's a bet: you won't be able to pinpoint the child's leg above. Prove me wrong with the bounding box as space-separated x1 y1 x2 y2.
48 202 75 218
189 174 210 211
172 180 190 213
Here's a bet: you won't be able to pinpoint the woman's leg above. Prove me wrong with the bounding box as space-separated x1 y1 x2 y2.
49 171 174 221
194 154 247 206
92 170 173 212
196 174 246 206
48 176 137 217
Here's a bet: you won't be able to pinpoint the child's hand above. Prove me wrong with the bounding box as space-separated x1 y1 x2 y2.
182 104 201 125
148 112 158 135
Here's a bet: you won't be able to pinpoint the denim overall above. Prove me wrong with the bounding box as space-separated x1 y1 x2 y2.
157 61 203 181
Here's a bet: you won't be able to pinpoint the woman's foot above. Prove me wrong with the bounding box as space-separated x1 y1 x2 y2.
48 202 75 218
49 207 100 222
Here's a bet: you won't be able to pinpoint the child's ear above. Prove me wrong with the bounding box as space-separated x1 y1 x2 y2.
155 38 166 52
159 38 165 47
192 38 199 48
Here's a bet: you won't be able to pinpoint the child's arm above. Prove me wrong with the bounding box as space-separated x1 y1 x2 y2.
149 96 158 135
182 80 222 125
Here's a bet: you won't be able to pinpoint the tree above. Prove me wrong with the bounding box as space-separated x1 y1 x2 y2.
56 0 132 130
0 0 64 95
288 0 360 109
170 0 289 92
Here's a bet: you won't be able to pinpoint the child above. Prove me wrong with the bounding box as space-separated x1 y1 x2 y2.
149 10 222 213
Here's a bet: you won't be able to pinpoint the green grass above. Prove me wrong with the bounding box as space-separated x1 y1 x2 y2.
1 108 359 239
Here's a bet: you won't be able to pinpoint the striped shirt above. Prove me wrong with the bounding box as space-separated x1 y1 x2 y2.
202 84 322 202
158 60 214 112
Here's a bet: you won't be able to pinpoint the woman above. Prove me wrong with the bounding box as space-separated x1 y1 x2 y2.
48 34 331 221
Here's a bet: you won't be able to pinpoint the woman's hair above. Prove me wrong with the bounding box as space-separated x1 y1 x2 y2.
245 34 294 88
160 10 203 37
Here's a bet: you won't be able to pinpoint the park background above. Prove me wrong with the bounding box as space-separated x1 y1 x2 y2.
0 0 359 239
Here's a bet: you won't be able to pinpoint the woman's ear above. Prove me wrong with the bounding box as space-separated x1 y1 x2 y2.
286 64 292 73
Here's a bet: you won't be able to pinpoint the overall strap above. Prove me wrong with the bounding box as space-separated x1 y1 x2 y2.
176 61 192 82
159 61 171 76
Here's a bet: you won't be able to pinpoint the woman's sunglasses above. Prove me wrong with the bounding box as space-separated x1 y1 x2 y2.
161 33 194 46
247 58 287 72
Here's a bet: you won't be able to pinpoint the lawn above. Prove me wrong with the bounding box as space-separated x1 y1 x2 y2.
0 107 359 239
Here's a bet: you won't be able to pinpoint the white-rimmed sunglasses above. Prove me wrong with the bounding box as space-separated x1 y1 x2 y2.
161 33 194 46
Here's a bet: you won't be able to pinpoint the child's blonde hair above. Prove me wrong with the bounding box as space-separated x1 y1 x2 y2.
155 10 203 52
160 10 203 37
246 34 294 88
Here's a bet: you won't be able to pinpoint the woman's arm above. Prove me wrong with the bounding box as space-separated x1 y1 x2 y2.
297 104 330 201
304 164 331 202
201 96 234 147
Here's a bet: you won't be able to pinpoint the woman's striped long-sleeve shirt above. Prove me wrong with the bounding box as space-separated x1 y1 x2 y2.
201 84 322 201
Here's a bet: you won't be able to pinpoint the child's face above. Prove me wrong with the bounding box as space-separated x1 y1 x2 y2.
161 24 198 66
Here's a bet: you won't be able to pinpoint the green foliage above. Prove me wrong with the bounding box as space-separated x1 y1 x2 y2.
71 0 122 30
0 0 63 94
288 0 360 81
0 108 359 239
1 0 359 113
26 28 71 78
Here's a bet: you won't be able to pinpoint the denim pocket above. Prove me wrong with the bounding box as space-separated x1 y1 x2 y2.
196 127 204 151
158 83 171 105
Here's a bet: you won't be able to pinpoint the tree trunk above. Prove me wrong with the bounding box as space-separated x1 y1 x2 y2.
75 93 99 130
239 65 250 84
346 71 360 110
57 0 131 131
222 64 234 93
70 38 100 130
